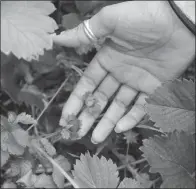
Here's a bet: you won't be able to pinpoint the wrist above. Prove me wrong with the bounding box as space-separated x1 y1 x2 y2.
168 1 195 35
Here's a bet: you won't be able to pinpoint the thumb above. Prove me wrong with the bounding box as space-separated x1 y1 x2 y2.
52 6 116 47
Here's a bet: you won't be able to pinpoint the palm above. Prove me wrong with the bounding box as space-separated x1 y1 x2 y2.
53 1 195 143
95 1 194 93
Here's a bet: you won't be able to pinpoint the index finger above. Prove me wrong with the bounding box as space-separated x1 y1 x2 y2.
52 6 116 47
59 57 107 127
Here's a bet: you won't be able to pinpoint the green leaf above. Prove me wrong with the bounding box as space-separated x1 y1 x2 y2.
7 161 21 177
2 181 17 188
1 131 9 151
7 134 25 155
8 111 17 123
140 131 195 188
20 160 32 177
1 1 58 61
1 115 13 132
40 138 56 157
52 155 71 188
12 129 29 147
72 152 119 188
34 174 56 188
1 150 9 167
16 170 34 188
145 79 195 133
6 159 32 178
118 178 142 188
1 115 29 156
18 85 45 110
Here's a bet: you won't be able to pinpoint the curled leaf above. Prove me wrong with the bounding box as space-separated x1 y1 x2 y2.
14 112 37 125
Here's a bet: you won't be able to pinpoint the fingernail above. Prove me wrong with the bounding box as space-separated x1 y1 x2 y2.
78 129 84 138
114 127 121 133
59 118 66 126
91 138 98 144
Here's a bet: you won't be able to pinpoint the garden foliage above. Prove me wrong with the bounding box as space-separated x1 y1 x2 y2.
1 1 195 188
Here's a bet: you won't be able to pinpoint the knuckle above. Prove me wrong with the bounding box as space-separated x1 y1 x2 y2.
99 6 116 30
99 6 110 19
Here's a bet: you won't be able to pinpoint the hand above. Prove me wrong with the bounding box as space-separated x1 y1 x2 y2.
53 1 195 144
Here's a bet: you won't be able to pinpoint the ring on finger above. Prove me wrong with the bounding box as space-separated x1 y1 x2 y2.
83 19 98 42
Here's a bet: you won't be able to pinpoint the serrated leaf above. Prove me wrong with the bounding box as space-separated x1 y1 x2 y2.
20 160 32 177
1 1 58 61
34 174 56 188
145 79 195 133
6 159 32 178
16 170 34 188
1 115 28 156
1 115 13 132
1 150 10 167
2 132 25 155
2 181 17 188
1 131 9 151
7 134 25 155
8 111 17 123
118 178 142 188
135 173 152 188
11 128 29 147
52 155 71 188
72 152 119 188
14 112 37 125
8 161 21 177
140 131 195 188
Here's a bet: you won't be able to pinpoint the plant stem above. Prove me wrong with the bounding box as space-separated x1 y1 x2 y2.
112 149 142 180
131 158 147 166
27 75 71 132
124 142 130 178
31 105 38 136
34 144 79 188
136 125 164 133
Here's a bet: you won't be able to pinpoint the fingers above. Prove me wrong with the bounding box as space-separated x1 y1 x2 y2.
91 85 138 143
59 58 107 127
78 75 120 137
52 6 116 47
115 93 147 133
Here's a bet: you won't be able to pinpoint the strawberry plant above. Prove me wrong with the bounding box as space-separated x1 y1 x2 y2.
1 1 195 188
